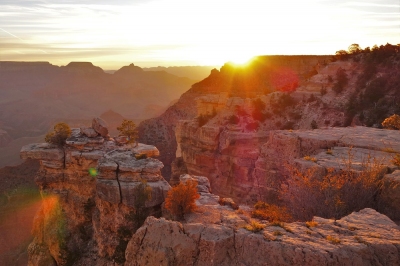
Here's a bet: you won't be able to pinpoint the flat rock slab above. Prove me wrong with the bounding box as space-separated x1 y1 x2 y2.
20 143 64 161
132 143 160 157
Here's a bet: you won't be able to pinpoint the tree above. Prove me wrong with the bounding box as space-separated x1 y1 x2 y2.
165 179 200 220
348 43 361 54
117 119 138 145
45 122 71 146
382 114 400 130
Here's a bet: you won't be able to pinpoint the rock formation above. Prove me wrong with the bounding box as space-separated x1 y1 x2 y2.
138 55 331 179
21 126 400 265
21 124 171 265
125 175 400 266
176 123 400 218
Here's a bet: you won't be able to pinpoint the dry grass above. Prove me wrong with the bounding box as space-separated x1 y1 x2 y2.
382 147 396 153
306 221 318 228
282 150 387 221
244 220 266 233
273 230 284 236
391 153 400 167
251 201 292 223
304 156 317 162
354 236 368 245
326 149 333 155
326 235 341 244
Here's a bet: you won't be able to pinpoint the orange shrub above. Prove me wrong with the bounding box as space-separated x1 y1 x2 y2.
165 179 200 220
251 201 292 222
281 155 386 221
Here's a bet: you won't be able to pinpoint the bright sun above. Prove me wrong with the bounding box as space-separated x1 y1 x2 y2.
195 49 255 67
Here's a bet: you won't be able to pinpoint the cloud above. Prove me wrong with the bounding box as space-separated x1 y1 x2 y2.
0 0 399 67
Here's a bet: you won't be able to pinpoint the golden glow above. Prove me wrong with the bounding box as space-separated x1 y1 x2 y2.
1 0 399 68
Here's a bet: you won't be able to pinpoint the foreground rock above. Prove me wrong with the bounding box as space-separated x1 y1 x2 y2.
126 177 400 266
21 127 170 265
127 209 400 266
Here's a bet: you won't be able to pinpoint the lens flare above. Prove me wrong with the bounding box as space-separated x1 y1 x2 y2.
88 168 98 176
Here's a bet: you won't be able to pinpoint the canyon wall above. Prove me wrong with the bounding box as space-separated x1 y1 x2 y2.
21 127 171 265
176 123 400 218
139 55 331 179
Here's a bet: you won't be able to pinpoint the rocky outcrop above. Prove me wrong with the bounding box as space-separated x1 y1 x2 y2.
92 117 109 137
126 197 400 265
138 56 331 179
127 175 400 265
177 124 400 213
21 126 171 265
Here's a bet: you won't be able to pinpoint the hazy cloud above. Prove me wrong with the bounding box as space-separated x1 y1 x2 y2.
0 0 399 68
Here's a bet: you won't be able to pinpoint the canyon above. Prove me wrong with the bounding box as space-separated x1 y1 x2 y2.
7 48 400 264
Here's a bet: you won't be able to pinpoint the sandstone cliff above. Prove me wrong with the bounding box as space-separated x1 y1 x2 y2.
138 55 331 179
21 126 171 265
176 122 400 218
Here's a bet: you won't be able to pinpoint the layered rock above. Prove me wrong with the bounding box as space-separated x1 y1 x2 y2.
138 56 331 179
21 127 170 265
125 175 400 266
127 209 400 266
177 124 400 214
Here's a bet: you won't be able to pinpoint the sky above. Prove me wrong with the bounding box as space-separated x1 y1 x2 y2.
0 0 399 69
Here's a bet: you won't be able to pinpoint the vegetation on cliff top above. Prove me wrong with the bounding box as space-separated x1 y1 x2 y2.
45 123 71 146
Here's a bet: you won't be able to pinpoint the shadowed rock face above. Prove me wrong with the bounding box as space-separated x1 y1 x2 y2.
177 124 400 218
20 128 170 265
138 56 330 179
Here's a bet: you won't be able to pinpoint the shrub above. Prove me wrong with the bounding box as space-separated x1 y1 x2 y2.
282 154 386 221
326 235 341 244
244 220 266 233
135 153 147 160
305 221 318 228
391 154 400 167
45 122 71 146
382 114 400 130
251 201 292 222
165 179 200 220
117 119 138 144
304 156 317 162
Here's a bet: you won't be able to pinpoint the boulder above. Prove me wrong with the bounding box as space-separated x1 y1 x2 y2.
132 143 160 157
180 174 211 193
114 136 129 145
92 117 109 137
80 127 98 138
